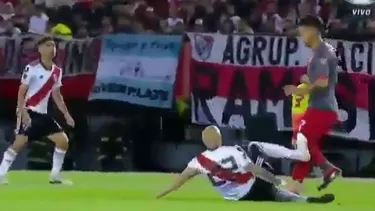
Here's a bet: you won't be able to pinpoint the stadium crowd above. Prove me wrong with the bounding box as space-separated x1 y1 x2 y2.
0 0 374 40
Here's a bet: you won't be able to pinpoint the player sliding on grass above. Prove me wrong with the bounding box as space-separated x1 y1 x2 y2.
156 125 334 203
0 36 74 185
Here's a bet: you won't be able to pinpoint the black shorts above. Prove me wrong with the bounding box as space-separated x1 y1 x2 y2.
15 110 62 140
239 175 277 201
239 143 277 201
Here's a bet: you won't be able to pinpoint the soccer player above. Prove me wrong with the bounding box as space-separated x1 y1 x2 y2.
282 15 341 191
156 126 335 203
0 36 74 184
289 82 309 193
291 83 309 145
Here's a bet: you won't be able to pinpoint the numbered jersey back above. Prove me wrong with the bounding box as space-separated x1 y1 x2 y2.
187 146 255 200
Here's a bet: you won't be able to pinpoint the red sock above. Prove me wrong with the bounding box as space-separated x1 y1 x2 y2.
291 161 311 182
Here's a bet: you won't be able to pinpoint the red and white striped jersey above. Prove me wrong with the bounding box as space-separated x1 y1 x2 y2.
20 61 62 114
188 145 255 200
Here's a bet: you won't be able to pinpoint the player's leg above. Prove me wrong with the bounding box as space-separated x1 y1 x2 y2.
248 139 310 162
47 131 70 184
289 161 311 194
0 135 28 183
40 115 70 184
0 113 32 183
303 109 341 190
274 187 334 203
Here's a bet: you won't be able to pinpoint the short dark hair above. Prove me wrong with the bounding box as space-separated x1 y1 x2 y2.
36 36 54 47
299 15 324 31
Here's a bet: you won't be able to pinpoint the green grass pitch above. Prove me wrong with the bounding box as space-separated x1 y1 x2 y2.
0 171 374 211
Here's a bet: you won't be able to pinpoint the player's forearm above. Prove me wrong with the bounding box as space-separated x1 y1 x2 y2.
157 183 181 198
53 93 69 116
294 86 312 96
245 163 281 186
295 80 327 96
17 86 27 113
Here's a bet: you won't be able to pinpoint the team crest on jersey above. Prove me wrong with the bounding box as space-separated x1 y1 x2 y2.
194 34 214 61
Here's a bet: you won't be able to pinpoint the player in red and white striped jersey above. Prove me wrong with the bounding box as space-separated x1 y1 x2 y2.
0 36 74 185
156 126 334 203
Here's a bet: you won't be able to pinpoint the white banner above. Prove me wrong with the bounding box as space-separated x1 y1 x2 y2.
89 34 183 108
191 33 374 74
189 33 374 142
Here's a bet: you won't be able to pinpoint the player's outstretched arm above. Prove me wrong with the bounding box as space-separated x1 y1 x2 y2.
156 167 199 199
244 162 283 186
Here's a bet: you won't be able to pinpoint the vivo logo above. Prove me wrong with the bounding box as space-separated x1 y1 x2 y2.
352 8 372 16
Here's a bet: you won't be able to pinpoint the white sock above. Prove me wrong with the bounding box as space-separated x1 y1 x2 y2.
0 148 17 177
50 148 66 179
249 142 295 159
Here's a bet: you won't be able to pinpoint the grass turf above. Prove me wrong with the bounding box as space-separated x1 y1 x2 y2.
0 171 374 211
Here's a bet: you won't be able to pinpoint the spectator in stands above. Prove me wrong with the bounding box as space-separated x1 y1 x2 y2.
191 18 205 32
0 17 20 36
101 15 114 34
29 4 48 33
260 0 283 33
50 23 72 39
218 17 235 34
237 18 254 34
0 0 373 44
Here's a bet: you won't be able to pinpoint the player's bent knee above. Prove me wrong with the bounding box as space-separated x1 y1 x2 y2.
48 132 69 149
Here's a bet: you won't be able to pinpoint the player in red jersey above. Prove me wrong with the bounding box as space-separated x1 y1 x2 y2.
0 36 75 184
283 15 341 193
156 126 334 203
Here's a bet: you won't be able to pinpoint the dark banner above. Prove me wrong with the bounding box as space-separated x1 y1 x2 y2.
0 35 101 99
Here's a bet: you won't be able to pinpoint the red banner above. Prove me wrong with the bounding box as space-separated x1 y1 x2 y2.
0 35 101 99
192 61 369 109
187 33 375 141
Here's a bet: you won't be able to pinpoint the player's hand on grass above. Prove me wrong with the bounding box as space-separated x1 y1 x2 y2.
64 114 75 128
283 85 297 96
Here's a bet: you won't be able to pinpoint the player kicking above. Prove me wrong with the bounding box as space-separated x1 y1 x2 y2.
282 15 341 192
0 36 74 185
156 126 334 203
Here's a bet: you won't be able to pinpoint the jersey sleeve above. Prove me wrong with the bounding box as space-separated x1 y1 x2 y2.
20 65 33 85
53 69 63 90
187 157 204 173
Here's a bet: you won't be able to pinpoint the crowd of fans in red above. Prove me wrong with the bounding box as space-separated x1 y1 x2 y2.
0 0 373 40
